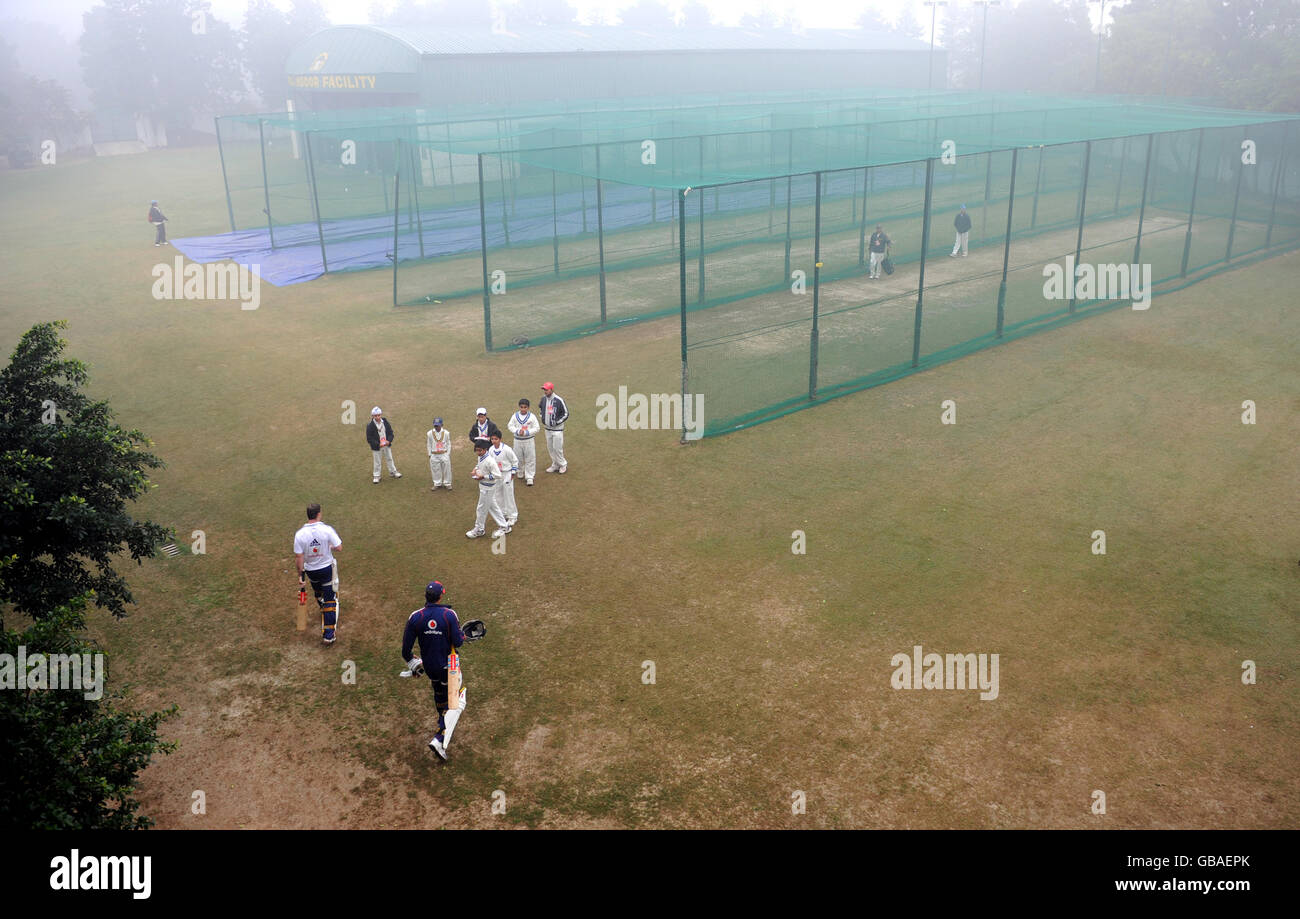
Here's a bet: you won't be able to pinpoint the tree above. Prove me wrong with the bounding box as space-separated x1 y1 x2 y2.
0 598 176 829
506 0 579 27
80 0 245 138
371 0 496 29
618 0 676 30
677 1 713 28
0 321 176 829
0 321 170 625
856 6 925 40
941 0 1094 93
0 39 84 166
1102 0 1300 110
241 0 330 107
739 6 791 31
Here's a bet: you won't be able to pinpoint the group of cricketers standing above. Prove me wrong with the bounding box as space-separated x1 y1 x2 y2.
364 381 569 540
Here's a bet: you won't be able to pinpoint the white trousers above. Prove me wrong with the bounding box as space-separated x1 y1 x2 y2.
429 452 451 486
500 476 517 521
869 250 884 277
475 484 508 531
372 447 398 477
952 231 969 256
514 437 536 480
544 429 566 469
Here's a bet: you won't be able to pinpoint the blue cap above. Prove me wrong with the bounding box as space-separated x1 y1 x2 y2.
425 580 444 601
434 417 443 425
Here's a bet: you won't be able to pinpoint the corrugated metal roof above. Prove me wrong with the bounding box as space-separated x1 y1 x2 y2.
303 24 931 59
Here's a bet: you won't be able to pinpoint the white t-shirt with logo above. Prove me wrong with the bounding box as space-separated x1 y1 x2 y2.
293 521 341 571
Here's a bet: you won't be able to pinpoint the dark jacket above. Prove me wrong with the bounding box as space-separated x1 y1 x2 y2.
366 418 395 450
539 394 568 431
401 603 464 678
148 205 166 223
954 211 972 233
868 231 891 253
468 418 501 444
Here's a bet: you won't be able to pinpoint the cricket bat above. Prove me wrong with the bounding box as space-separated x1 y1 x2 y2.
332 559 340 630
446 649 461 702
296 579 307 631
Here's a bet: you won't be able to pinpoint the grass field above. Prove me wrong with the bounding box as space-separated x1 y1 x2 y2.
1 145 1297 828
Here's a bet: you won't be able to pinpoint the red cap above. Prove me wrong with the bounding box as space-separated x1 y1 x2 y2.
541 382 554 391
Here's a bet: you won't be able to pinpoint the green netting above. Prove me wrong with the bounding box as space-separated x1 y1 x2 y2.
214 92 1300 436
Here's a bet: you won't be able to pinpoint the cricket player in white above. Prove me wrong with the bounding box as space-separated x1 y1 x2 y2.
467 440 510 538
427 417 451 490
489 432 519 526
293 503 342 644
539 381 568 474
507 398 540 485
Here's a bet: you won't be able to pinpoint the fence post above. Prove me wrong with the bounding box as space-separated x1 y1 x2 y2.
859 164 870 266
407 139 425 259
478 154 493 352
215 117 237 232
1030 146 1045 229
1264 135 1287 249
1225 128 1247 260
552 170 561 275
912 158 936 368
679 187 690 443
391 147 400 306
1112 135 1128 216
258 119 276 249
1070 140 1092 313
596 144 608 324
1133 134 1155 266
1180 128 1206 277
304 131 328 275
997 148 1019 339
784 130 794 280
698 187 706 304
809 172 822 401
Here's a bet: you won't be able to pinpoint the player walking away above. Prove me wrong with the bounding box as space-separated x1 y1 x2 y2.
468 407 501 444
467 438 510 538
951 205 972 257
539 382 568 474
868 225 891 279
507 398 539 485
489 432 519 526
366 407 402 484
401 580 465 760
148 200 168 246
293 503 342 645
427 417 451 491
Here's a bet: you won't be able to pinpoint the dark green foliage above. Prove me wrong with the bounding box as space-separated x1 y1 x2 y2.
0 599 176 829
0 321 171 623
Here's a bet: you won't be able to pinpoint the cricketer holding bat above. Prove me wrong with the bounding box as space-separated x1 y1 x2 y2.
401 581 464 759
293 503 342 644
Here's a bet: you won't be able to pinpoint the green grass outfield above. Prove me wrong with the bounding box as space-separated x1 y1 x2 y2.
1 146 1297 828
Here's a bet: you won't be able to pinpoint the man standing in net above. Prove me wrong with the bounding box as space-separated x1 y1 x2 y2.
951 205 972 257
868 225 891 279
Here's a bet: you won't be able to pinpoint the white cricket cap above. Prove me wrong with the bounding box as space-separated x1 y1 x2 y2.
371 406 382 415
475 407 487 415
